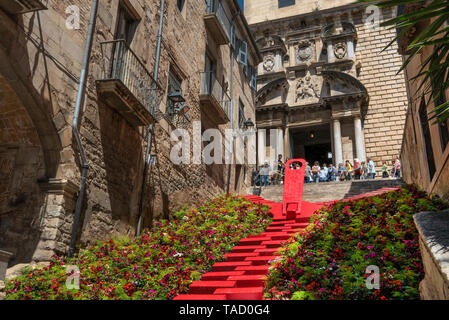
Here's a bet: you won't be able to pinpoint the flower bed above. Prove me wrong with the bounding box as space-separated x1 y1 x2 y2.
5 195 271 300
265 185 449 300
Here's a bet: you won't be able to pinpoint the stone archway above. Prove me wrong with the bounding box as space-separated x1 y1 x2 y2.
0 40 71 265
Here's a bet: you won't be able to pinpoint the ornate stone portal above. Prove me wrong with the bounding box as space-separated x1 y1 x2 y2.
253 19 368 166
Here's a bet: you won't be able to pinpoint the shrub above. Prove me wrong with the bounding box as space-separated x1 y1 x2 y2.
265 184 449 300
6 195 271 300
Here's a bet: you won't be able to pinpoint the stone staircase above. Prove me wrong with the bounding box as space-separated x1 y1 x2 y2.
249 178 404 203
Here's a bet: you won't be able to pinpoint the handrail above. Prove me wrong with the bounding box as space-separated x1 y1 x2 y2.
206 0 232 40
100 39 156 84
98 39 163 116
201 71 231 118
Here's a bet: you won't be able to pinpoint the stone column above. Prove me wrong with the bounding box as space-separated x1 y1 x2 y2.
284 127 291 159
34 179 78 262
276 127 284 159
354 116 366 162
333 118 343 165
257 128 266 166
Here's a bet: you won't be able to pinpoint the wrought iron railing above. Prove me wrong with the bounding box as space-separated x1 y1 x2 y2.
201 71 231 120
206 0 232 41
98 39 161 117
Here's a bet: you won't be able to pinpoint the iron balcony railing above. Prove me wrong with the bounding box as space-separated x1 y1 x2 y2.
99 39 160 117
206 0 232 41
201 71 231 120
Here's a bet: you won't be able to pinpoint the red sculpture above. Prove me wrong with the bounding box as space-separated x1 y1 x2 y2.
282 159 306 219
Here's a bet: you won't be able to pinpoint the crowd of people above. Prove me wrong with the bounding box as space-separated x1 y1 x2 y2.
253 155 402 187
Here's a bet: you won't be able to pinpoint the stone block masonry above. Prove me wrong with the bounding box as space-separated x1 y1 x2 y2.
354 8 408 168
0 0 258 265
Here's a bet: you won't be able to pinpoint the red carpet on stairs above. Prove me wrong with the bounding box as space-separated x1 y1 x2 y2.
173 187 400 301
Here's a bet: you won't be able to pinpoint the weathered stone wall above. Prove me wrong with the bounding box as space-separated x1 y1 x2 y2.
399 31 449 199
0 0 258 264
414 211 449 300
353 7 408 168
245 0 355 25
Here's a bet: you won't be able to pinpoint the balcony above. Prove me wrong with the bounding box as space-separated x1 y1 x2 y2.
0 0 46 14
96 40 160 126
200 72 231 124
204 0 231 45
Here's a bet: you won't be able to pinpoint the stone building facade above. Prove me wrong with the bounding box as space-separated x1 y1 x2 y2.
397 3 449 299
244 0 409 168
399 4 449 200
0 0 260 266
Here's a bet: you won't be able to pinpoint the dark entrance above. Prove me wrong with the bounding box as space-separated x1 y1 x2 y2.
291 125 333 164
305 143 332 165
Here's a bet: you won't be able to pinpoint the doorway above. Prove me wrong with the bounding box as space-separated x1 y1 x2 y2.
305 143 332 165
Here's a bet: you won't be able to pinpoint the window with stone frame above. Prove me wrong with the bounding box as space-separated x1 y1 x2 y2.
430 53 449 153
418 97 437 181
238 99 245 129
166 69 183 124
278 0 295 9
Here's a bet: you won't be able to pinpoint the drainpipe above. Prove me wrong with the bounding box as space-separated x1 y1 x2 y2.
69 0 99 257
226 9 242 194
136 0 165 236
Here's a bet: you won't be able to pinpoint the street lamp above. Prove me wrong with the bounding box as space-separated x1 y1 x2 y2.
168 90 185 103
244 118 255 130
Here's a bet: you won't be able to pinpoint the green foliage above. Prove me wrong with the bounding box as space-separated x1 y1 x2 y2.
265 184 449 300
359 0 449 123
5 195 272 300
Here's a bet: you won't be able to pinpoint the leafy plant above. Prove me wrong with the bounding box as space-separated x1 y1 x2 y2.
359 0 449 123
265 184 449 300
5 195 271 300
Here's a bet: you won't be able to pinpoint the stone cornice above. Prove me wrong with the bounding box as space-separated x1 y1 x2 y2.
38 179 78 199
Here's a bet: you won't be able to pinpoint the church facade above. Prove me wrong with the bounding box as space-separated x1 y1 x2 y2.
244 0 409 167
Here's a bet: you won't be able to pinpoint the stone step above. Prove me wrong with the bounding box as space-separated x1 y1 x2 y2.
201 271 245 281
239 237 271 246
189 281 236 294
212 261 252 272
245 256 278 265
232 245 266 253
254 248 281 256
227 275 266 287
214 287 264 300
173 294 227 300
223 252 259 262
235 265 270 275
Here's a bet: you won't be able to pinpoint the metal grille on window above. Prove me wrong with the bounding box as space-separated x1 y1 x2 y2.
167 71 182 123
239 101 245 129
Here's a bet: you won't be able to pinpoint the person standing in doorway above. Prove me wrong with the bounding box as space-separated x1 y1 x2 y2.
312 161 320 183
328 163 337 182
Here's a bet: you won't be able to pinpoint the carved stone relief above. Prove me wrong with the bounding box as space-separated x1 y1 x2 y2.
263 53 275 72
296 41 313 63
333 42 347 59
295 40 314 63
295 75 321 102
